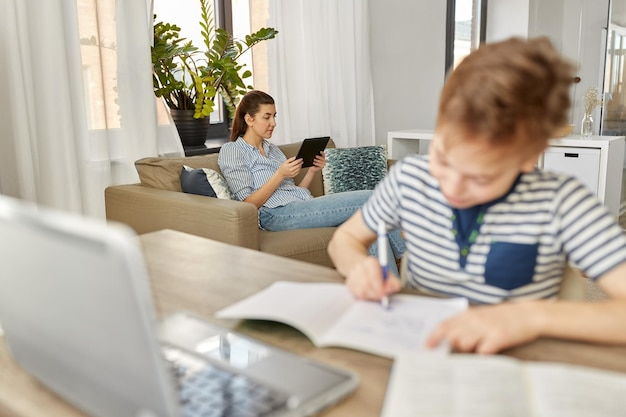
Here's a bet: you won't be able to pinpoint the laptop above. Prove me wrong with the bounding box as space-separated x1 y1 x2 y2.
0 195 358 417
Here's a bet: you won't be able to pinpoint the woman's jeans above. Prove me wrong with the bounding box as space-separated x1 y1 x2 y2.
258 190 405 274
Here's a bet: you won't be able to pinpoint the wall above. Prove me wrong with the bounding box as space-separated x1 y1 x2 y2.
487 0 610 132
531 0 609 131
368 0 446 145
368 0 610 143
486 0 531 42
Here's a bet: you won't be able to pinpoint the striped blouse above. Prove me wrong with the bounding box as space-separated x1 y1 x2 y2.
362 155 626 304
218 138 312 208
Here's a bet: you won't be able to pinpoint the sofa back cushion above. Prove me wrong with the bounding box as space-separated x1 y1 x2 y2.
135 139 335 197
136 154 221 192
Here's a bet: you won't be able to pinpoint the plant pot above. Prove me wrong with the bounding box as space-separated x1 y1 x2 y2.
170 109 209 148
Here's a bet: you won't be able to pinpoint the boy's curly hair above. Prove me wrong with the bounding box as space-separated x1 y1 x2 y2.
437 37 576 151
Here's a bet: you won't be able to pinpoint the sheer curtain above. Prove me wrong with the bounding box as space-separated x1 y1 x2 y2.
0 0 182 217
266 0 376 148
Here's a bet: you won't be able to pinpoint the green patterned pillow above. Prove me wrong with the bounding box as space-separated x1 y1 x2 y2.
322 145 387 194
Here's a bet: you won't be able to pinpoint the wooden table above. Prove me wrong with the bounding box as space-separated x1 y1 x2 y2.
2 229 626 417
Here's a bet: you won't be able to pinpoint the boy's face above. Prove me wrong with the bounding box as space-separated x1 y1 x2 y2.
429 131 541 209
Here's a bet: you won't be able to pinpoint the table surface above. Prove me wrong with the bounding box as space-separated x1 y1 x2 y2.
2 229 626 417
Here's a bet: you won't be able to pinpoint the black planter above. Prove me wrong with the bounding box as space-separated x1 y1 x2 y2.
170 109 209 148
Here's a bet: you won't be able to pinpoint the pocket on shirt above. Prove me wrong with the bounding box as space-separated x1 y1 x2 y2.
484 242 538 290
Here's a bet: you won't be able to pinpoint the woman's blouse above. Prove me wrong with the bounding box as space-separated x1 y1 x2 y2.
218 137 313 208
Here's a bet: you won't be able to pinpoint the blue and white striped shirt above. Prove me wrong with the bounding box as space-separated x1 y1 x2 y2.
218 138 313 208
362 155 626 304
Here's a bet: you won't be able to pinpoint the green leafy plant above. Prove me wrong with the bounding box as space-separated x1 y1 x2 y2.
151 0 278 119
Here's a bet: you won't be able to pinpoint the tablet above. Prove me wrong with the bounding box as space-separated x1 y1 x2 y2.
295 137 330 167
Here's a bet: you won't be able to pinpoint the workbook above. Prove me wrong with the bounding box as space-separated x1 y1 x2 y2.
382 354 626 417
215 281 468 358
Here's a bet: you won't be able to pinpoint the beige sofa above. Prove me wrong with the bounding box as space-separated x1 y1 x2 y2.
105 140 339 267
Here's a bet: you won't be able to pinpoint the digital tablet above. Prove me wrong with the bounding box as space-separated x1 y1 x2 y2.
295 136 330 167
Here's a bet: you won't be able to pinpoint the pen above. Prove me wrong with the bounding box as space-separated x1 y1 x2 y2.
377 221 390 309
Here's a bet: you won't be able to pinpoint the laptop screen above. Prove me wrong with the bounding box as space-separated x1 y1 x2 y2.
0 195 358 417
0 196 179 417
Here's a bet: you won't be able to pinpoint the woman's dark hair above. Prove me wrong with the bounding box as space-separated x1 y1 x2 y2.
229 90 275 142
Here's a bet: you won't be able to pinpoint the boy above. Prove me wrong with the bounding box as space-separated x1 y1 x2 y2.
328 37 626 354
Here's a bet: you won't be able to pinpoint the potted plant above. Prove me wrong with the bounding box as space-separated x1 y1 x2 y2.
151 0 278 148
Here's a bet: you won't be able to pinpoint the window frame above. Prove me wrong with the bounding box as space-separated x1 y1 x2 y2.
206 0 233 140
445 0 488 75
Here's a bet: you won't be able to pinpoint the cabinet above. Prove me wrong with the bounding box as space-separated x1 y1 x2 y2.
542 147 600 195
538 136 625 219
387 129 625 218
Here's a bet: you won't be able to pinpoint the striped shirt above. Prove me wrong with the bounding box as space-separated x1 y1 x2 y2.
362 155 626 304
218 138 313 208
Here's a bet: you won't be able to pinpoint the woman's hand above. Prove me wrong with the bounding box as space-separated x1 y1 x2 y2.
426 302 543 354
309 151 326 173
278 157 303 179
345 256 402 301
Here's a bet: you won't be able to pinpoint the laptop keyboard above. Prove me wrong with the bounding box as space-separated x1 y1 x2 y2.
164 346 291 417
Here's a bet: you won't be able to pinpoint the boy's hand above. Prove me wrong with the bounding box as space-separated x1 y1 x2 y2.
345 256 402 301
426 302 542 354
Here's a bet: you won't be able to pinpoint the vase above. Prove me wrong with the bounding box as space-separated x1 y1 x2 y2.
581 113 593 137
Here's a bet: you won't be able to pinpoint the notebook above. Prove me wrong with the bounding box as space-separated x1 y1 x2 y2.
0 195 358 417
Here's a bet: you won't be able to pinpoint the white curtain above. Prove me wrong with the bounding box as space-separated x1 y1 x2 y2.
266 0 376 148
0 0 182 217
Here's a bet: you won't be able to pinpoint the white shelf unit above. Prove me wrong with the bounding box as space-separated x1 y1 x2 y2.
387 129 625 219
387 129 435 160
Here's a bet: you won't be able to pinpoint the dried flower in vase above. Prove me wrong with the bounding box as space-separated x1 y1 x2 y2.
583 87 603 116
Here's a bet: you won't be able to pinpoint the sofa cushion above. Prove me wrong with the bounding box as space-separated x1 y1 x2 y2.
258 227 336 268
136 154 222 192
185 166 233 199
180 166 217 197
322 145 387 194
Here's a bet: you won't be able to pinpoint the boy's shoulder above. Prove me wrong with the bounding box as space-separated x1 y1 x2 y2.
394 153 429 170
389 155 439 190
523 168 581 187
393 154 432 178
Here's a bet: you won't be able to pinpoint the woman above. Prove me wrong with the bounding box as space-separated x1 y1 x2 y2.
217 90 405 262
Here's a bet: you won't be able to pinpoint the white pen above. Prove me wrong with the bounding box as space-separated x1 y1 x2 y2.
378 221 390 309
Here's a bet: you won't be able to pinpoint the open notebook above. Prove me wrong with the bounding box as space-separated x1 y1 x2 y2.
0 195 358 417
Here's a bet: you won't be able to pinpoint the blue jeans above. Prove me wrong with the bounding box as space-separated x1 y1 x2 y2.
258 190 405 274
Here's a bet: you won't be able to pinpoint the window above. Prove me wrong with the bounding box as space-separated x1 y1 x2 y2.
602 24 626 136
152 0 270 138
445 0 487 75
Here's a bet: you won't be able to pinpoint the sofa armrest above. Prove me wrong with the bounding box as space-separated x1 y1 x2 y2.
105 184 260 250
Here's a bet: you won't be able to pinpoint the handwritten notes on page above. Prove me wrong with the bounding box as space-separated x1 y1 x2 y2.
215 281 467 358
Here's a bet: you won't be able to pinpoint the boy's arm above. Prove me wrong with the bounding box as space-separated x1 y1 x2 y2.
426 262 626 354
538 263 626 341
328 211 402 299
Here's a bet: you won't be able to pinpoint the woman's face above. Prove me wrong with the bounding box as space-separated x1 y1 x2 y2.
246 104 277 139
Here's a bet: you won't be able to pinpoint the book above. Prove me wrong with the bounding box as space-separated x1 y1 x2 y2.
215 281 468 358
382 354 626 417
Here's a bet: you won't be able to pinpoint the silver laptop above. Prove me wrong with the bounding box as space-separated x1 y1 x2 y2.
0 195 358 417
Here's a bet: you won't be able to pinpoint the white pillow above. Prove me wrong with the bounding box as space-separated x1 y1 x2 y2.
182 165 233 199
